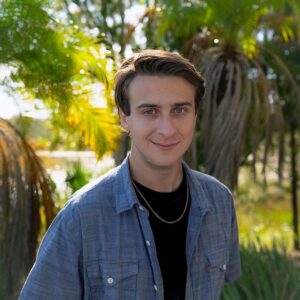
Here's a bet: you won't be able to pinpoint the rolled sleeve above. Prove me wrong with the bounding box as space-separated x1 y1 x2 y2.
19 202 83 299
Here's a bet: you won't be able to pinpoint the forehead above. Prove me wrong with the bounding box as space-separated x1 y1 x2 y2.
128 75 196 107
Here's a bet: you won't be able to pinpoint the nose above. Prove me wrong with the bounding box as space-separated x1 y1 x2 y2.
156 115 176 137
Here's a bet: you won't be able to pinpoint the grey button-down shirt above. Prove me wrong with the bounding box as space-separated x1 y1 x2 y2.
20 157 241 300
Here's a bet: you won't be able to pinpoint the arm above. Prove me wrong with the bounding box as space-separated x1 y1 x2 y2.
225 195 241 283
19 202 83 299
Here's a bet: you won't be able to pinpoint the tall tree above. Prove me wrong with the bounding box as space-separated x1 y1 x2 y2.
146 0 300 190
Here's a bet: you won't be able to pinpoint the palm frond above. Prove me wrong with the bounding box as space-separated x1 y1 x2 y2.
65 99 120 158
0 0 118 159
0 118 56 299
196 49 251 188
263 46 300 106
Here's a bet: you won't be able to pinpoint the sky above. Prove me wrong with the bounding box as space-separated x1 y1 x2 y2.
0 65 44 119
0 65 20 118
0 85 49 119
0 87 19 118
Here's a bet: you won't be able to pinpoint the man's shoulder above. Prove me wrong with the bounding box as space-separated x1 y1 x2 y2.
188 168 232 196
66 164 123 209
187 167 235 224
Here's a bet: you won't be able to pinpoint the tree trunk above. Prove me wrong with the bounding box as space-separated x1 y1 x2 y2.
290 125 299 251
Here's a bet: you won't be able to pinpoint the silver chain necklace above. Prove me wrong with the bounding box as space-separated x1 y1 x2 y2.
132 181 189 225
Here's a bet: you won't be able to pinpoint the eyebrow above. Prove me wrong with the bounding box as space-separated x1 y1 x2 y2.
136 104 158 110
172 101 193 107
136 101 193 110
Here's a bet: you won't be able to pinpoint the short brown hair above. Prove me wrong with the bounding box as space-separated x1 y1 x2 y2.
114 49 205 115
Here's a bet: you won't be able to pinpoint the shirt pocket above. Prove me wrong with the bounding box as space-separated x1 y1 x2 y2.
86 260 138 300
201 212 229 251
206 248 228 299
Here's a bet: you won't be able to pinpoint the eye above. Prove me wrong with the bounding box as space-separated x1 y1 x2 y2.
173 107 187 114
143 109 157 116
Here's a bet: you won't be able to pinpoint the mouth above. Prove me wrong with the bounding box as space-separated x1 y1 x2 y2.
151 141 180 149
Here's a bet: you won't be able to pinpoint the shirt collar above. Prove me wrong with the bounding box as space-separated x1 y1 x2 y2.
182 161 212 211
114 155 139 214
114 156 212 214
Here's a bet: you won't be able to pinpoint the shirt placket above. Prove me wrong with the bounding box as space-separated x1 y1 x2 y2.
136 204 164 300
185 204 211 299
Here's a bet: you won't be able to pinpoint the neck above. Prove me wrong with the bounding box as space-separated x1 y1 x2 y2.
128 154 183 193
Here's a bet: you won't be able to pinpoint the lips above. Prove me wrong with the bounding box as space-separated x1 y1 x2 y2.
151 141 180 149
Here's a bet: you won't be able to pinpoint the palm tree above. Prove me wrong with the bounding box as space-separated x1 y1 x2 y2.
144 0 300 250
0 118 56 299
146 0 300 190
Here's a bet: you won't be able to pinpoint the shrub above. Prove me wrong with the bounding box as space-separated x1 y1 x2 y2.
65 161 92 194
222 242 300 299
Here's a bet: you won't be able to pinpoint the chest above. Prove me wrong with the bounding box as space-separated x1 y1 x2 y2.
80 203 230 300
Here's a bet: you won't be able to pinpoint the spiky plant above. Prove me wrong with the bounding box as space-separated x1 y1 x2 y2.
0 118 56 299
221 242 300 299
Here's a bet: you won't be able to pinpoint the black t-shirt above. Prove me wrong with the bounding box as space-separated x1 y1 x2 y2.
133 175 190 300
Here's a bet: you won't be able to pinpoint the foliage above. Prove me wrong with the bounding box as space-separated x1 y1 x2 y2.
54 0 150 57
0 118 56 299
0 1 121 297
147 0 300 250
65 160 92 194
0 0 120 158
236 171 295 250
144 0 300 190
221 242 300 299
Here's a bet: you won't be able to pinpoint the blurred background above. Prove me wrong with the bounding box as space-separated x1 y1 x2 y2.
0 0 299 299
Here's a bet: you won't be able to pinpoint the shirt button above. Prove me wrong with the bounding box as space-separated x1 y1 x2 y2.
223 264 227 271
139 205 144 211
146 240 151 246
107 277 114 285
154 284 158 292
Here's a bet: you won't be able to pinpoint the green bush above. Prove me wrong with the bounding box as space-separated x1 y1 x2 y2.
65 161 92 194
222 242 300 300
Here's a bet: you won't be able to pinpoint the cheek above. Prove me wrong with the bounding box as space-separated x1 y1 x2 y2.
180 119 196 135
130 121 155 137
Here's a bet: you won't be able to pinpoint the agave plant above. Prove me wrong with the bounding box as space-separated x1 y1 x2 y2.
221 241 300 299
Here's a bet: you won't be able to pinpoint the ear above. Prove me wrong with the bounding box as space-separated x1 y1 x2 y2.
119 110 130 132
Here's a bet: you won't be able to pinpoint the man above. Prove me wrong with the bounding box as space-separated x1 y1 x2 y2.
20 49 241 300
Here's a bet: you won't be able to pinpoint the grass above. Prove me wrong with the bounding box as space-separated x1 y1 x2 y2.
235 173 296 251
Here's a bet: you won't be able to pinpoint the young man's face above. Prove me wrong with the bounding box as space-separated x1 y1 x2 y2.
120 75 197 170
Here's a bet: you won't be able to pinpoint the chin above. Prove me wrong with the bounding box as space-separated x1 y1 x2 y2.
147 156 182 169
